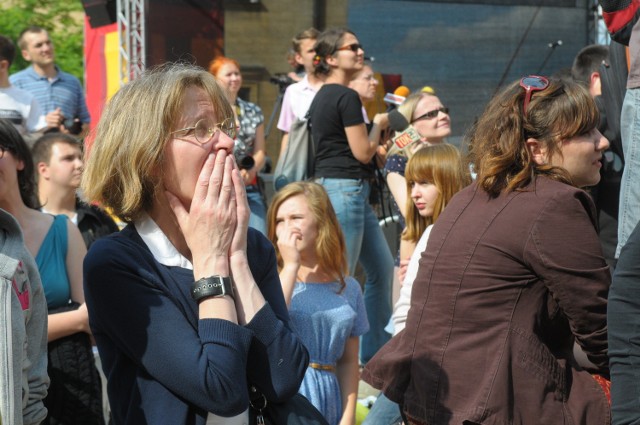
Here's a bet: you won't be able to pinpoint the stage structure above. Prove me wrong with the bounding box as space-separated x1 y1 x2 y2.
83 0 224 131
117 0 146 85
83 0 607 134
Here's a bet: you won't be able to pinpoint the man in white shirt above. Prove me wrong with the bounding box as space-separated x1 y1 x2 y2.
276 28 325 157
0 34 46 141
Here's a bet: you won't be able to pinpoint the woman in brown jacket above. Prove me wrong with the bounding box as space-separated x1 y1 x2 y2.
362 76 612 425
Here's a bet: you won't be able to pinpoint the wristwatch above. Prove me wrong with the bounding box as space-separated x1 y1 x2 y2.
190 276 234 303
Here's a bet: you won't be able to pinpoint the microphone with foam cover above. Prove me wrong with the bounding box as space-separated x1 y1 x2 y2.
388 109 421 149
388 109 409 132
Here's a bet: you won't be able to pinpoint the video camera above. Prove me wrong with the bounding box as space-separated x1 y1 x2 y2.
269 74 294 91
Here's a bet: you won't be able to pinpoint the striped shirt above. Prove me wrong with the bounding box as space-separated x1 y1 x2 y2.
10 65 90 125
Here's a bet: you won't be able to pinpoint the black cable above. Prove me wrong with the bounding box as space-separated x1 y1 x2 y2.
494 4 543 95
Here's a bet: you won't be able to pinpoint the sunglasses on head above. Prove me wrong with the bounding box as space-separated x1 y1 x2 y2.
336 43 363 53
519 75 549 115
412 106 449 122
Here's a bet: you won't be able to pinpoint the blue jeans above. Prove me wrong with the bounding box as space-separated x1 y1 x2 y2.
617 88 640 257
247 184 266 236
362 393 402 425
609 221 640 424
316 178 394 363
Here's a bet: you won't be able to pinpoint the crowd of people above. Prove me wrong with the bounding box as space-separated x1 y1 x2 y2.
2 8 640 425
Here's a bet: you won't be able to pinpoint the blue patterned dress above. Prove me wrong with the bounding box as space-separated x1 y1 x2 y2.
288 276 369 425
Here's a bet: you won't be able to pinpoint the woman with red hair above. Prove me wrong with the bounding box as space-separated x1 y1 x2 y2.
209 56 268 235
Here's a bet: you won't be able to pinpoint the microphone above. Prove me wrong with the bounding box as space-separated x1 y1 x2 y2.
548 40 563 48
388 109 409 132
364 56 375 62
384 86 411 110
388 109 421 149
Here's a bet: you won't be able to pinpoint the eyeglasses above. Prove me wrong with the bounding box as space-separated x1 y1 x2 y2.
412 106 449 122
356 74 376 82
171 117 237 144
520 75 549 115
336 43 363 53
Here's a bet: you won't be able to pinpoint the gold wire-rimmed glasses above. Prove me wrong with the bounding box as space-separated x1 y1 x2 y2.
171 117 237 144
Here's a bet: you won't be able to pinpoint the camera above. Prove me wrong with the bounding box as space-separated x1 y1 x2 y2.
269 74 294 91
237 155 255 171
64 117 83 135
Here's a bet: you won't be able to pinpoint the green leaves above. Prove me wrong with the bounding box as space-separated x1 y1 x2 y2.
1 0 85 82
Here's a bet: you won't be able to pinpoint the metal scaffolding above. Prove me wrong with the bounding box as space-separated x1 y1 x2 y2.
117 0 146 86
588 0 611 45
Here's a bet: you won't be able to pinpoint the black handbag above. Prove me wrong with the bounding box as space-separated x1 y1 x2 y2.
44 301 105 425
249 386 330 425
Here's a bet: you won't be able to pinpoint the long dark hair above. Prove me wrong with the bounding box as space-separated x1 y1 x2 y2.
313 27 356 77
0 119 40 209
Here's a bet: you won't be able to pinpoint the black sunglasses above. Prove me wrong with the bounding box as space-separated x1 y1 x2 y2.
520 75 549 115
412 106 449 122
336 43 363 53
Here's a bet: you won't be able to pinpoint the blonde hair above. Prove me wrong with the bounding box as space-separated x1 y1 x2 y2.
402 144 470 243
387 92 436 158
267 182 348 291
81 62 234 221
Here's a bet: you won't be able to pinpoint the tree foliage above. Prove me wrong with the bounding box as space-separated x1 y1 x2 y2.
0 0 85 82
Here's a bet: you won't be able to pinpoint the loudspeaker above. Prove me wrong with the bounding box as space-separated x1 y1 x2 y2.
82 0 117 28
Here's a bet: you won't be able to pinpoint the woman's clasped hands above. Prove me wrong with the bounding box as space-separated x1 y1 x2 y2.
166 149 249 275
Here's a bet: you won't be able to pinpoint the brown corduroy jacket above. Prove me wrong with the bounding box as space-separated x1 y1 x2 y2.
363 177 611 425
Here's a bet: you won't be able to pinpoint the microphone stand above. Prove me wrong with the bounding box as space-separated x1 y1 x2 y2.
537 41 562 74
262 75 292 174
265 82 288 140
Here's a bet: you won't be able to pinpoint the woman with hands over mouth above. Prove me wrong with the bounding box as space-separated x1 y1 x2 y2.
267 182 369 425
80 63 308 425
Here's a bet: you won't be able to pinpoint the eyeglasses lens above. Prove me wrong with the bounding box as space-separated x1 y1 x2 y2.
337 43 363 53
219 118 237 139
521 77 547 89
195 121 215 144
415 106 449 122
520 75 549 115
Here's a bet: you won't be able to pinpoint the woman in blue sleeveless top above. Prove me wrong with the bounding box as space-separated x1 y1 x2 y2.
0 119 101 424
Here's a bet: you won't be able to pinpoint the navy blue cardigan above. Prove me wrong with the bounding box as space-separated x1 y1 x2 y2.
83 225 308 425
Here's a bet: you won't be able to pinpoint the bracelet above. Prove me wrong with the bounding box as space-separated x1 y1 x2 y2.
190 276 234 303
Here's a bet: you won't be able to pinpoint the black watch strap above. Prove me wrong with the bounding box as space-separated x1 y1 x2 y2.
191 276 234 303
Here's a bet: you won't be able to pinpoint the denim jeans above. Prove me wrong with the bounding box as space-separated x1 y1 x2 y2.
608 220 640 424
246 184 267 236
316 178 394 363
362 393 403 425
617 88 640 257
